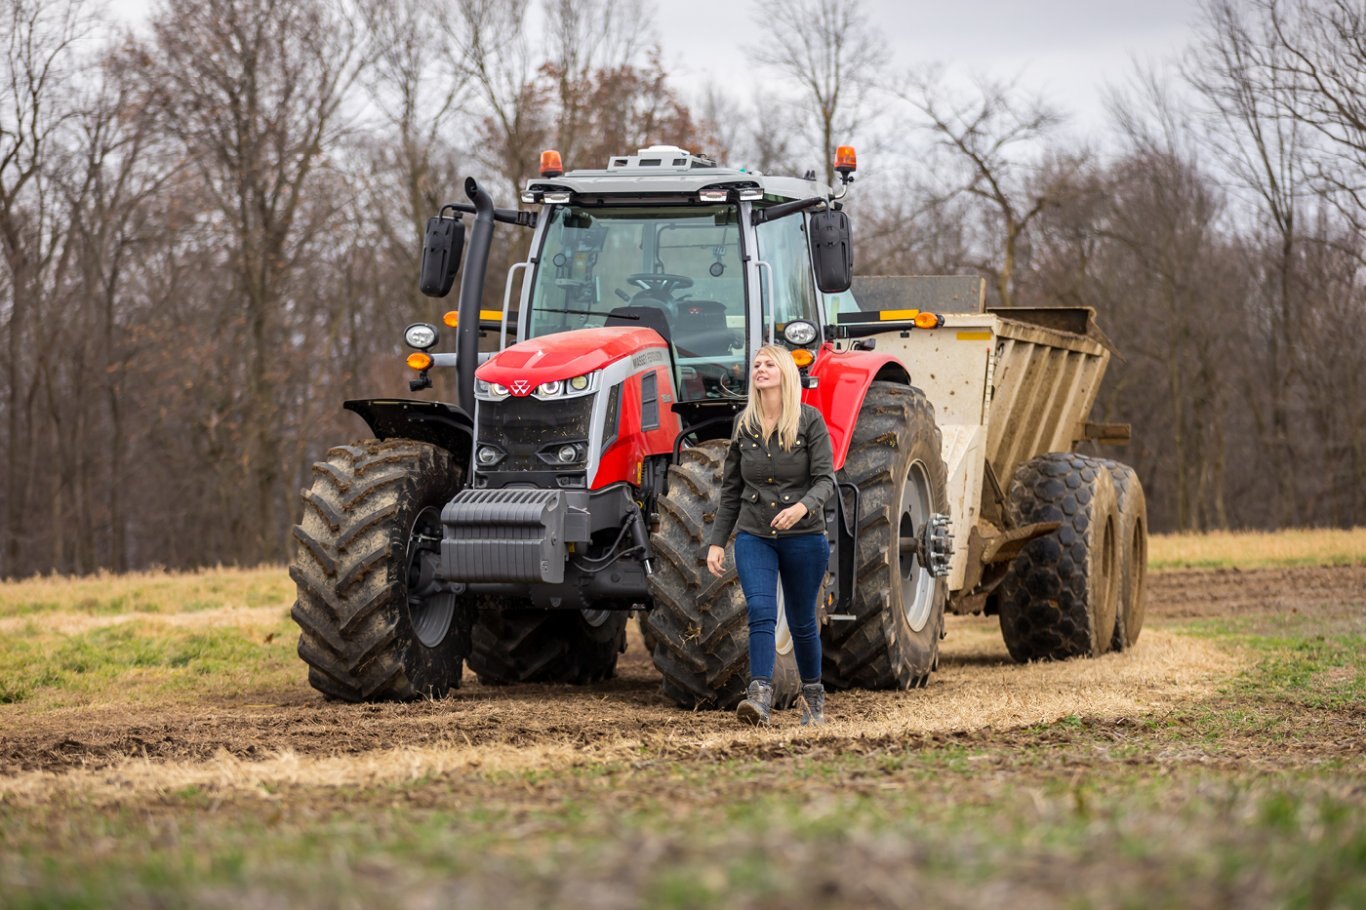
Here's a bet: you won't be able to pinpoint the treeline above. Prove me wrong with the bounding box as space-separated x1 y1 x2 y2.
0 0 1361 577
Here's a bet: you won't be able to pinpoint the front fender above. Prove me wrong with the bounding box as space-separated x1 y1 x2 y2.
803 346 912 470
344 398 474 473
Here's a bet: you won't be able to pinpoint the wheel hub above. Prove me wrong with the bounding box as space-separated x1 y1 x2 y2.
406 506 456 648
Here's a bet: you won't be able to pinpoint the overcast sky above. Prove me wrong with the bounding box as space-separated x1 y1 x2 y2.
109 0 1201 137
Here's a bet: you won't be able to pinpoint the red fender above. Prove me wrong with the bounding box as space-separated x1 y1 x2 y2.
802 344 911 470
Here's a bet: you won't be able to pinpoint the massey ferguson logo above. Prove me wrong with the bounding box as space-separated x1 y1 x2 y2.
510 379 531 396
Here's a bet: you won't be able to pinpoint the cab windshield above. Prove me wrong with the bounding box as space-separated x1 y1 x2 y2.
527 205 748 400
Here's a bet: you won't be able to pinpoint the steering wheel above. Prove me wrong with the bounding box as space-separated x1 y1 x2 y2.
624 273 693 298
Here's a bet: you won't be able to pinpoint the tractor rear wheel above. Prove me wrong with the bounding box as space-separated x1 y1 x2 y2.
997 453 1121 661
1101 460 1148 650
822 383 949 690
290 439 471 702
467 606 627 685
645 440 801 710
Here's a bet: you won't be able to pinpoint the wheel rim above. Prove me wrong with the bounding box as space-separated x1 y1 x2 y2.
774 587 794 656
898 459 935 633
406 505 454 649
581 608 612 628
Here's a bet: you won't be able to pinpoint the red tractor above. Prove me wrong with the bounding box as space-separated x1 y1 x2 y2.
290 145 957 708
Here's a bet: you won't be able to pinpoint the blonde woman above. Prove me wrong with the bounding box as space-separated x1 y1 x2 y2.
707 345 835 725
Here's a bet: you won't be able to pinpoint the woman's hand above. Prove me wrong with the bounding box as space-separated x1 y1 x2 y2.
771 502 809 531
707 545 726 578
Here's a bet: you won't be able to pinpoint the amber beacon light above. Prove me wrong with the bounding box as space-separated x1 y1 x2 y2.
540 149 564 178
834 146 857 179
406 352 433 371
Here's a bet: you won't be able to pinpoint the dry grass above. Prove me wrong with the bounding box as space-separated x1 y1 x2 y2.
0 564 290 618
1150 526 1366 569
0 622 1239 807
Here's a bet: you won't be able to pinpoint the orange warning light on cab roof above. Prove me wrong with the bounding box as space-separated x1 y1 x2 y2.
540 149 564 178
834 146 857 174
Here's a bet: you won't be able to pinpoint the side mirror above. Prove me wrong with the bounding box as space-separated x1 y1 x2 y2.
419 213 466 298
808 209 853 294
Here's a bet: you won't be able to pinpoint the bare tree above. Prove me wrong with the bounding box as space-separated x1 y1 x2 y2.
134 0 365 563
0 0 92 575
1187 0 1308 525
748 0 885 185
896 70 1070 308
1264 0 1366 239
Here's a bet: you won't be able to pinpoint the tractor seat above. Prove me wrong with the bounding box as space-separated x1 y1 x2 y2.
670 300 734 357
605 305 673 345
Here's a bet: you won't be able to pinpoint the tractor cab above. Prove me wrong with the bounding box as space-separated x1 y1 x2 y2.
512 146 850 416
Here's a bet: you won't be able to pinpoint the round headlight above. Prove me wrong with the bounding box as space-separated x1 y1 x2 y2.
782 320 819 346
557 445 579 463
538 380 563 397
404 322 439 350
568 374 590 392
491 383 509 397
476 446 502 466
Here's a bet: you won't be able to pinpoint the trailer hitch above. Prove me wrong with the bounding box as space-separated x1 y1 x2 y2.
900 513 953 578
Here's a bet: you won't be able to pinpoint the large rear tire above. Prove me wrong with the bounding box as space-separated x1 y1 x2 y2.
997 453 1120 662
821 383 949 690
1101 460 1148 651
290 439 471 702
467 606 628 685
645 441 801 709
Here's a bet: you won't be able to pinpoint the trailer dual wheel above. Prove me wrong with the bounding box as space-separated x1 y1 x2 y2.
290 439 471 702
1100 460 1148 650
997 453 1121 661
645 440 801 710
467 606 628 685
823 382 949 690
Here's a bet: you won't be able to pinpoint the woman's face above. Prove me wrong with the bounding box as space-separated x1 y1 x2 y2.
751 352 782 391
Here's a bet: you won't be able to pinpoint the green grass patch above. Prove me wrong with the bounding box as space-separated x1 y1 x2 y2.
0 619 297 708
0 565 291 619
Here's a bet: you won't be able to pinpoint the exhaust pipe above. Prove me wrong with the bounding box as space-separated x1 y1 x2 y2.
455 177 495 411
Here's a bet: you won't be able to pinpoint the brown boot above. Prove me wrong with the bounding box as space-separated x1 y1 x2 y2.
736 679 774 725
799 682 825 726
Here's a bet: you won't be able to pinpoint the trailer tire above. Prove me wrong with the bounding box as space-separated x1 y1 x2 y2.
467 607 627 685
1100 461 1148 651
645 440 801 710
290 439 471 702
822 383 949 690
997 453 1121 661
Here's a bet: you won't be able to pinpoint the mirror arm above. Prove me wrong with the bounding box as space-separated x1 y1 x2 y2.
750 195 827 225
442 201 537 228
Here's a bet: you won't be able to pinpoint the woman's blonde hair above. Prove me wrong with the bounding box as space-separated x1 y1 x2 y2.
737 345 803 451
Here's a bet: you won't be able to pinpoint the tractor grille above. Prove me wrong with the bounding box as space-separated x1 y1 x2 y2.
476 393 594 473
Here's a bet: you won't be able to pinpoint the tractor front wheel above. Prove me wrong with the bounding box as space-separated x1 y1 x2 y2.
290 439 471 701
645 440 801 709
467 606 628 685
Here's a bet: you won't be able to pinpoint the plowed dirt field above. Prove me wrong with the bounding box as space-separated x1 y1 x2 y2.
2 566 1361 792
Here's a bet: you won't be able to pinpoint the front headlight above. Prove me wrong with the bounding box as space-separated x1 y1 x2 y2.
404 322 439 350
538 380 563 397
569 374 590 392
782 320 819 346
491 383 509 397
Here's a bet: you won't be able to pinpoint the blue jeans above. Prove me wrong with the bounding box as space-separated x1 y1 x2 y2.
734 531 829 684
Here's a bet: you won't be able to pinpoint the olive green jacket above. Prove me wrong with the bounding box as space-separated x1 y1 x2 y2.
708 404 836 547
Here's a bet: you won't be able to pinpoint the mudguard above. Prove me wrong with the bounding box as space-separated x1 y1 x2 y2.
344 398 474 470
802 345 912 470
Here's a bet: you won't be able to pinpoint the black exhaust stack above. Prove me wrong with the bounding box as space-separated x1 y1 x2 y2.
455 177 495 411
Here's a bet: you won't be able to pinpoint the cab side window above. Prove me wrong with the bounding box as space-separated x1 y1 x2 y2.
755 212 819 337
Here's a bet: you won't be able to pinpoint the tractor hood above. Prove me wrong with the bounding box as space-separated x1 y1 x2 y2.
475 326 668 395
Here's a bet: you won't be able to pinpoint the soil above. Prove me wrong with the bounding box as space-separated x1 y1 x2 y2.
1 565 1362 787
